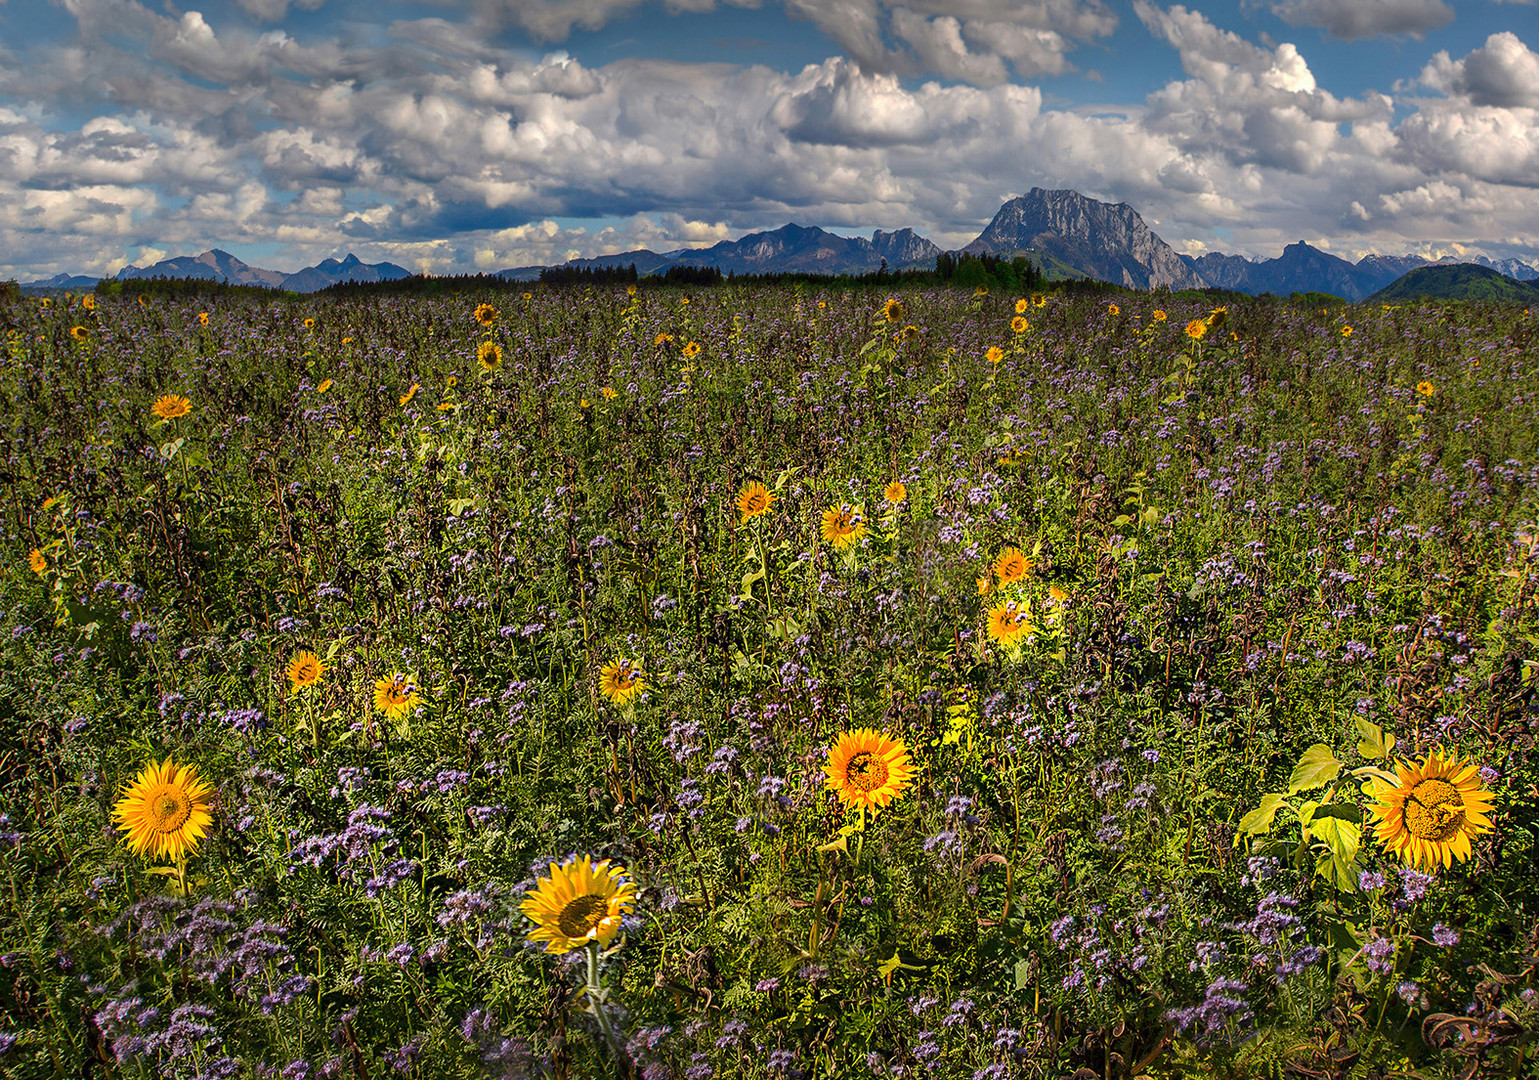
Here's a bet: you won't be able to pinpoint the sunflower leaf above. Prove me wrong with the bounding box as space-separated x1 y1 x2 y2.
1288 744 1343 794
1354 717 1395 761
1238 792 1288 836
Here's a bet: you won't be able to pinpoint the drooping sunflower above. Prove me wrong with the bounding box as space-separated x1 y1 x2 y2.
474 303 498 326
881 298 904 322
992 546 1032 585
477 341 504 371
1185 319 1208 341
1367 749 1494 870
112 757 214 862
374 673 421 719
821 504 867 550
521 855 636 954
984 346 1005 364
286 650 325 691
883 481 907 505
81 294 96 311
152 394 191 420
986 600 1032 648
598 659 645 706
1206 307 1228 329
736 480 775 523
29 548 47 575
70 325 90 342
824 728 914 814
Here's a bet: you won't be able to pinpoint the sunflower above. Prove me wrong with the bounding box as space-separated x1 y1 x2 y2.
1010 316 1029 334
986 600 1032 647
902 324 920 340
478 341 504 371
1416 381 1436 397
1015 297 1030 314
883 481 907 505
1206 307 1228 329
374 673 421 719
70 325 90 342
824 729 914 814
152 394 191 420
1107 303 1120 316
112 757 214 862
654 332 675 346
1367 749 1494 870
992 546 1032 585
303 317 315 329
198 312 209 326
29 548 47 575
81 294 96 311
601 385 618 400
984 346 1005 365
976 574 992 596
1341 325 1353 337
881 298 904 322
137 294 151 308
474 303 498 326
399 383 420 406
521 855 636 954
682 341 702 359
316 379 333 393
286 651 325 691
599 659 645 705
1152 309 1167 322
973 285 988 297
821 504 867 550
736 480 775 523
1185 319 1208 341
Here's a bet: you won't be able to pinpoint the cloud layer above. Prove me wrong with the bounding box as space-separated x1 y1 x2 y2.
1 1 1538 279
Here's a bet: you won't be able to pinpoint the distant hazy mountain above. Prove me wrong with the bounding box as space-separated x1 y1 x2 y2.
111 249 410 293
118 249 288 288
1180 243 1430 301
1371 264 1539 302
963 187 1206 290
20 272 102 292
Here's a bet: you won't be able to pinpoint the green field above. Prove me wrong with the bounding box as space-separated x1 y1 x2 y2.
2 285 1537 1079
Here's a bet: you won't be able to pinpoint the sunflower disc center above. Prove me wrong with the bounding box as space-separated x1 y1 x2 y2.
1405 778 1465 841
148 786 192 832
557 894 610 939
845 751 889 793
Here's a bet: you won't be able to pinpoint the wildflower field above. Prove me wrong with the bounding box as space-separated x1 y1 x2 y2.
2 282 1538 1080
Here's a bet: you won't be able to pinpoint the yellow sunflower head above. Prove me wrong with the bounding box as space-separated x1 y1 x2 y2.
820 504 867 550
521 855 636 954
70 325 90 342
478 341 504 371
399 383 420 407
654 332 674 347
1341 325 1353 337
286 650 325 691
601 385 618 400
81 294 96 311
985 345 1005 364
474 303 498 326
736 480 775 523
824 728 914 814
1015 297 1030 314
1107 303 1120 316
198 312 210 326
986 600 1032 647
112 757 214 862
976 574 992 597
1206 307 1227 328
1010 316 1029 334
1185 319 1208 341
29 548 47 575
1368 748 1494 870
316 379 333 393
883 481 907 505
1152 309 1167 322
992 546 1032 585
374 673 421 719
881 298 904 322
152 394 191 420
1416 381 1436 397
599 659 645 705
682 341 702 359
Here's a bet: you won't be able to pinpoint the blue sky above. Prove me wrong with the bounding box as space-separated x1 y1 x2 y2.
1 0 1537 279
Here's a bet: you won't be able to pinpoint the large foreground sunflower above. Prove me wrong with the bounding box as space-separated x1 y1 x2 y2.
112 757 214 862
824 728 914 814
1367 749 1494 869
374 673 421 719
521 855 636 954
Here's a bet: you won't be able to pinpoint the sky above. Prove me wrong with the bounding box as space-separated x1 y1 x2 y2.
1 0 1537 280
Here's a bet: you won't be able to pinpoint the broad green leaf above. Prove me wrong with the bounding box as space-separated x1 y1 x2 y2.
1354 717 1395 761
1238 792 1288 836
1288 744 1343 794
1310 815 1362 890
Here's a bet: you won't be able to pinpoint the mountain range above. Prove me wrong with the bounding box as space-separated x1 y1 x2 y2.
18 188 1539 300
